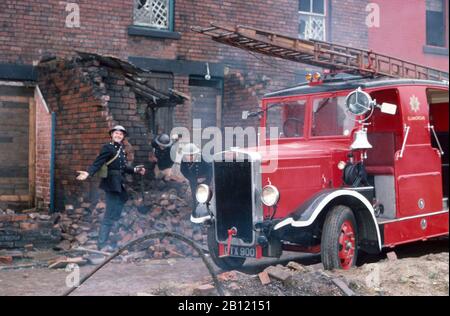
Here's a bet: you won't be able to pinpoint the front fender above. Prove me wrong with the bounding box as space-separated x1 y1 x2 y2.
274 189 382 251
190 203 212 224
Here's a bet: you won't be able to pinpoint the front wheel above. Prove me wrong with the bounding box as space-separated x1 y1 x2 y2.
321 205 358 270
207 225 246 271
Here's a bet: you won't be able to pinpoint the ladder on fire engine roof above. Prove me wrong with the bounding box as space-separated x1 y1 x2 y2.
192 23 449 81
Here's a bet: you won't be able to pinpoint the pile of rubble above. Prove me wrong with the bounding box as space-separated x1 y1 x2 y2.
1 178 206 263
0 209 61 251
54 178 206 259
146 262 346 296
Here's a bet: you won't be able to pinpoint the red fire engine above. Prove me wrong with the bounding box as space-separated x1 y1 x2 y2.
191 24 449 270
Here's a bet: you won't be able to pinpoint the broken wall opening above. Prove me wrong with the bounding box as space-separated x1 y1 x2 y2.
0 83 35 211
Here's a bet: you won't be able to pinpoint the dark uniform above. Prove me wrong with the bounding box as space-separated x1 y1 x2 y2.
151 140 175 171
87 142 135 248
180 160 212 209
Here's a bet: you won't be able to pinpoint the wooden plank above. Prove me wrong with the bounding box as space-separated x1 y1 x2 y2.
0 96 30 103
0 195 31 202
0 178 28 185
28 97 36 208
0 86 34 97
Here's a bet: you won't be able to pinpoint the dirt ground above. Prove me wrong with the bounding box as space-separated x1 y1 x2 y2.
331 252 449 296
0 239 448 296
0 257 212 296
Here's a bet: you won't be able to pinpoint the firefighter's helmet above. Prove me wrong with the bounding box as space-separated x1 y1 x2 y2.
154 133 173 148
109 125 127 136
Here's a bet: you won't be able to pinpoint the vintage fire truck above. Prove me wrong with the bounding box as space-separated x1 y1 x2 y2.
191 24 449 270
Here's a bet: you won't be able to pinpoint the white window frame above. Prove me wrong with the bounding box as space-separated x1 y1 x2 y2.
299 0 327 41
133 0 172 30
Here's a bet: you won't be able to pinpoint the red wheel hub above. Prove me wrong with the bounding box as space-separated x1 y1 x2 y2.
338 220 356 270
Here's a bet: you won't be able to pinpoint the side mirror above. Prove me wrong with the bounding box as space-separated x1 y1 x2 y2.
242 111 249 120
379 102 397 115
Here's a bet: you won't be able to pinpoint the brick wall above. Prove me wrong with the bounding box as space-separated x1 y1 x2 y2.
37 57 168 209
37 58 113 209
330 0 369 48
35 87 52 210
0 0 371 130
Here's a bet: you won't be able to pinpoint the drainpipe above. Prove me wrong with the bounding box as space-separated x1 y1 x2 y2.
50 112 56 213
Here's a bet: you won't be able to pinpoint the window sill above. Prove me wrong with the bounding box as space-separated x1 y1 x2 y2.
128 25 181 40
423 45 449 56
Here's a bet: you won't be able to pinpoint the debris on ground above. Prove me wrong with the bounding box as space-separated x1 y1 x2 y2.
0 178 206 264
330 252 449 296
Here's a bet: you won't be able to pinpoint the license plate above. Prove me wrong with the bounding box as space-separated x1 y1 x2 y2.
220 244 258 258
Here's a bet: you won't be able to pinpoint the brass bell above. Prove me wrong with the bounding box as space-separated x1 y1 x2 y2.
351 128 372 150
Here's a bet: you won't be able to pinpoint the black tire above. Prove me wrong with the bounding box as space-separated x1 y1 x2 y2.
207 225 246 271
321 205 358 270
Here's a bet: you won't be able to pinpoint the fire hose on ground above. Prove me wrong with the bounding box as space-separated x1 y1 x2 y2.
62 231 225 296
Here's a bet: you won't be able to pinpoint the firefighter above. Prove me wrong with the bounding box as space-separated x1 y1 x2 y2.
76 125 146 250
180 143 212 209
150 133 179 181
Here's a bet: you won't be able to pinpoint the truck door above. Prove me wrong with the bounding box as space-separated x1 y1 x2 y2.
394 87 443 218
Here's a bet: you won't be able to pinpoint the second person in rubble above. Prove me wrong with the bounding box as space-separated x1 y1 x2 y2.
180 143 212 210
76 125 146 251
150 133 179 181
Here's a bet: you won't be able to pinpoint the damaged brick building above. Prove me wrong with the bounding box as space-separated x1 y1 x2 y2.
0 0 448 212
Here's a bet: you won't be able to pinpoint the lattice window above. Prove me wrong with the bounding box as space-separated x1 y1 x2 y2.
134 0 171 30
298 0 326 41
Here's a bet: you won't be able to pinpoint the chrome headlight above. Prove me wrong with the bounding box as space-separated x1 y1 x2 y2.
196 184 212 204
261 185 280 207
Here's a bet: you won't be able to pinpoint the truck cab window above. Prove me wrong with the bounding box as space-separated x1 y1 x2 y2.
266 100 306 138
311 96 352 136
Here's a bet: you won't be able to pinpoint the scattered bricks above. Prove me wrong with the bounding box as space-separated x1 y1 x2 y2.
386 251 398 261
166 204 176 211
75 232 89 245
217 271 239 282
153 252 164 259
54 240 72 251
24 244 34 252
61 233 75 241
0 256 13 264
160 200 170 207
193 233 203 242
258 271 271 285
74 208 85 215
0 214 29 222
39 214 52 221
19 222 39 231
331 278 356 297
287 261 309 273
28 213 39 220
0 250 24 259
120 233 133 245
265 266 293 283
95 202 106 210
85 254 106 265
193 284 216 296
65 205 74 212
228 282 241 291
